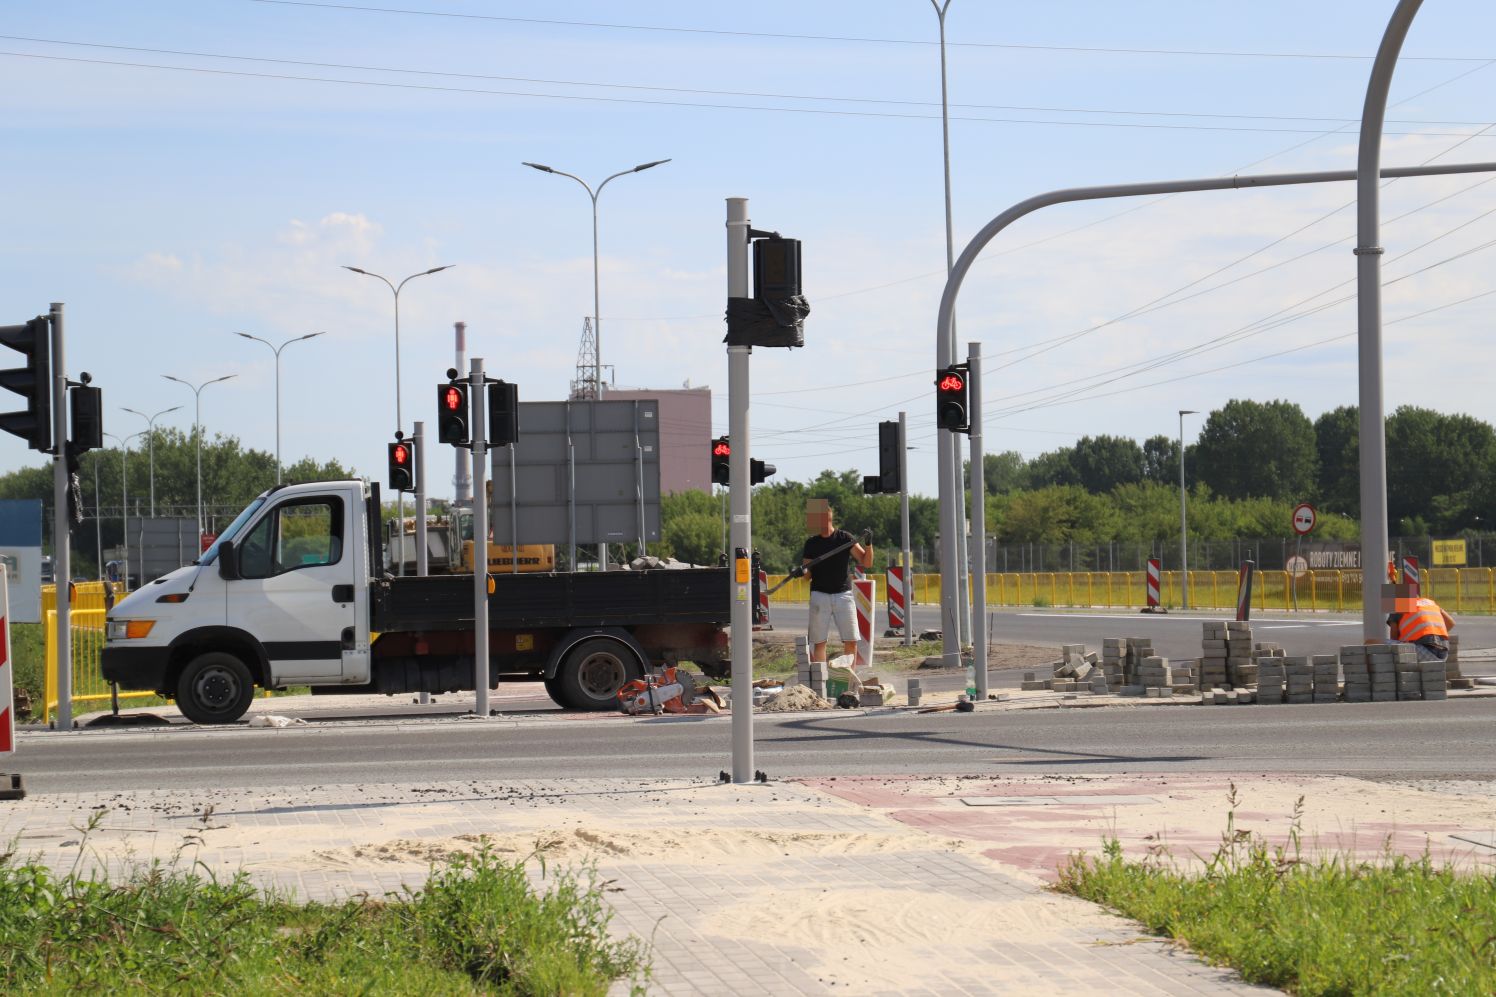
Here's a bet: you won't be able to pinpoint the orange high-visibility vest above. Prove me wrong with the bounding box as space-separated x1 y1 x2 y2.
1397 598 1449 643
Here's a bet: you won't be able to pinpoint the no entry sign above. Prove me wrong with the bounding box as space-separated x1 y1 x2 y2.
1291 502 1318 536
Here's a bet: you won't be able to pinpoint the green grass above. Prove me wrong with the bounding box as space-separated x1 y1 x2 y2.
9 623 43 712
0 814 647 994
1056 787 1496 995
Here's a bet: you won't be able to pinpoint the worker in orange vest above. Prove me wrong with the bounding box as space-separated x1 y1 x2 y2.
1386 594 1455 662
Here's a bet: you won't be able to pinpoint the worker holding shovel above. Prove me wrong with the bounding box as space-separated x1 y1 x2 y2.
797 501 873 674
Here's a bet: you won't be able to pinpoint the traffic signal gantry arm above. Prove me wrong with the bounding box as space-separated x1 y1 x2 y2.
765 528 873 596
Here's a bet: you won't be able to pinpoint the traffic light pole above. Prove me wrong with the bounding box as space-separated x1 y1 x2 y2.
968 342 988 700
414 420 430 706
726 197 754 785
469 360 491 718
899 411 913 648
50 303 72 730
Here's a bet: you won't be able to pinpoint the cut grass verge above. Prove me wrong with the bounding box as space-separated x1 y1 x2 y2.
0 813 647 994
1056 785 1496 995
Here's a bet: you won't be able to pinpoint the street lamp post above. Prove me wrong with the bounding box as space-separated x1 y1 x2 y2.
522 158 670 400
1178 410 1198 609
522 157 669 569
343 266 452 576
104 431 145 585
234 332 326 483
121 405 182 517
162 374 236 542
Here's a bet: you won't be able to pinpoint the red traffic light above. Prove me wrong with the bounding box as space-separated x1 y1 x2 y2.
937 372 965 394
713 440 731 457
442 385 463 411
392 443 409 465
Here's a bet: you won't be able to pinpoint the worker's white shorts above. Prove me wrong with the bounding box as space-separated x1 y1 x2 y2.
808 589 857 646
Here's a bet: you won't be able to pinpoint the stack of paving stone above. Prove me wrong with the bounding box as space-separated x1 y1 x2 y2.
794 636 827 698
1169 659 1197 696
1283 655 1314 704
1393 643 1422 700
1138 655 1173 698
1421 655 1449 701
1125 637 1154 686
1339 645 1371 702
1446 635 1474 689
1311 654 1340 703
1199 621 1249 690
1101 638 1126 691
1367 644 1399 702
1256 656 1286 703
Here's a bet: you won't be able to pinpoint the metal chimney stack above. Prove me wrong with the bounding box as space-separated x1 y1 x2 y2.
453 321 473 505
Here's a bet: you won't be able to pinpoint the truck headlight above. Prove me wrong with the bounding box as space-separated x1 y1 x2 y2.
106 619 155 640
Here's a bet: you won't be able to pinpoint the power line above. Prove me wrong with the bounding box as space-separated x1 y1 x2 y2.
251 1 1494 63
11 48 1495 138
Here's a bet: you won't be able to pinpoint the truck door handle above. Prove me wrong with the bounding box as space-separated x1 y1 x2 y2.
332 584 354 603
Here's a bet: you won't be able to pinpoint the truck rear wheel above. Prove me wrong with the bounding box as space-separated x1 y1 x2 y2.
176 652 256 725
553 638 641 710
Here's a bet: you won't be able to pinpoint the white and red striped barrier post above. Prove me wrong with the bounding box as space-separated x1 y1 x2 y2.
885 565 906 635
754 564 771 630
853 577 876 670
1145 558 1162 610
1235 560 1256 621
0 564 22 799
1402 555 1420 595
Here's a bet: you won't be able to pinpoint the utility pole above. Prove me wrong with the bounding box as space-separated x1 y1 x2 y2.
968 342 987 700
1179 410 1197 610
899 411 913 648
726 197 754 785
470 360 491 718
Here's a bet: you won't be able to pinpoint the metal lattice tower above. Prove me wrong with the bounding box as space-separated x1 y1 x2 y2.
569 317 599 400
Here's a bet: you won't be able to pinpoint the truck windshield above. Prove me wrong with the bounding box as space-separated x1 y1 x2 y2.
198 496 268 565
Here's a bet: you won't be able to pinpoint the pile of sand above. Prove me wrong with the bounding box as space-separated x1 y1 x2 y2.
759 685 833 712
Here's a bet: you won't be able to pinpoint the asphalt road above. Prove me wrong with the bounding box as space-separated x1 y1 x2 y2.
17 696 1496 794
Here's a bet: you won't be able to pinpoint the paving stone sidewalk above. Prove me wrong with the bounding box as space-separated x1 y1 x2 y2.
0 778 1272 996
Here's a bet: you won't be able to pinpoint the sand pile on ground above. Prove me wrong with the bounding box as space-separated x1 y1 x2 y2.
759 685 833 712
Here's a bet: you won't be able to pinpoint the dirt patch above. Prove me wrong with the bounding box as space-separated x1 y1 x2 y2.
760 686 833 712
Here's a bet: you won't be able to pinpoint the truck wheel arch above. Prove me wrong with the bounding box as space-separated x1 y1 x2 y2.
167 627 270 690
544 627 647 681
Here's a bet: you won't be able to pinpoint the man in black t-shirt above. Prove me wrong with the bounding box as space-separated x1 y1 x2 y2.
801 506 872 669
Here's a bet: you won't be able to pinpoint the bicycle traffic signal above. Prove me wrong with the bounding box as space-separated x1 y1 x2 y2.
437 381 469 446
387 439 414 491
935 364 970 433
710 437 731 486
0 315 52 452
750 458 775 485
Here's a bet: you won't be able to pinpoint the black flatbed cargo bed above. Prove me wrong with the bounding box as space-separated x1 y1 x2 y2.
371 566 731 632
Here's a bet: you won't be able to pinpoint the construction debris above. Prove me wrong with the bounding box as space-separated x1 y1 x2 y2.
759 685 833 712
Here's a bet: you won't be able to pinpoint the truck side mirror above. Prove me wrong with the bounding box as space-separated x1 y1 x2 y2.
218 540 240 581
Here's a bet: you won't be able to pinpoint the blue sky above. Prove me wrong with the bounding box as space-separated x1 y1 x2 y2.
3 0 1495 506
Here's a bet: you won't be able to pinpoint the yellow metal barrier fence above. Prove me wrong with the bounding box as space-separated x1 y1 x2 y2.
763 568 1489 614
42 606 159 723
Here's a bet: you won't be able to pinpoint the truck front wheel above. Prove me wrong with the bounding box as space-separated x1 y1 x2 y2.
553 638 641 710
176 652 256 724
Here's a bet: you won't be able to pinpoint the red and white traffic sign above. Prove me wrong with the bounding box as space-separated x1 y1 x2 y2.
1291 502 1318 536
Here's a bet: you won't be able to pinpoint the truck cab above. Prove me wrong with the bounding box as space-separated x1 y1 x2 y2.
102 480 372 723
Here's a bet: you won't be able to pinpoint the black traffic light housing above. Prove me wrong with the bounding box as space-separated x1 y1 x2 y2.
862 475 882 495
0 315 53 452
935 363 970 433
877 420 901 493
387 438 414 492
750 458 775 485
69 382 103 452
488 380 519 447
437 378 470 447
710 437 731 486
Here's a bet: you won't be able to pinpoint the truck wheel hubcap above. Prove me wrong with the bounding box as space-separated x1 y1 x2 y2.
195 666 238 710
578 652 625 697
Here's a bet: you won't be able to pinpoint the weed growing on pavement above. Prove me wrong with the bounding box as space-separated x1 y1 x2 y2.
0 818 646 994
1056 784 1496 995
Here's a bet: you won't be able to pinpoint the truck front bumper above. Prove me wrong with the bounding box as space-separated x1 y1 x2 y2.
100 645 170 693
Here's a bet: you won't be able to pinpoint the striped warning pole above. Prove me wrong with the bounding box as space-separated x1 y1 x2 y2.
885 565 906 635
1145 558 1162 611
1234 560 1256 622
853 577 877 670
0 563 19 796
751 551 771 630
1401 555 1421 596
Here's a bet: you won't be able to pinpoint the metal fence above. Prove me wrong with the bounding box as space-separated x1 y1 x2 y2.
39 582 157 723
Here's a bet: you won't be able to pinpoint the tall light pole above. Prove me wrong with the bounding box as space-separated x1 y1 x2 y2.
104 431 145 585
162 373 236 541
234 331 325 483
523 157 670 570
343 265 452 576
121 405 181 517
1178 410 1198 610
521 158 670 400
